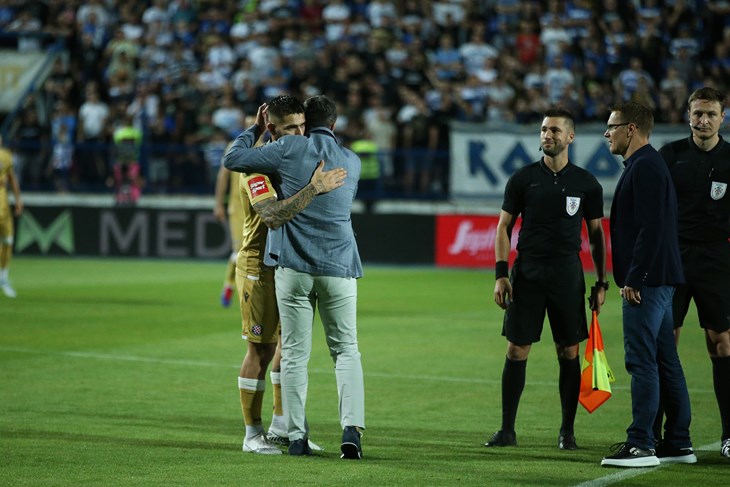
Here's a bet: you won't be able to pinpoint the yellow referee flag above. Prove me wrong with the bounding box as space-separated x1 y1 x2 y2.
579 310 616 413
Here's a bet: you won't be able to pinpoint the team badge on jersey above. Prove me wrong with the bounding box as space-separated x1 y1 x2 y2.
711 181 727 200
247 176 271 199
251 324 263 336
566 196 581 216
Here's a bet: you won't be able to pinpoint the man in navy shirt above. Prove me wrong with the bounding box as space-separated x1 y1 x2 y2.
602 101 694 468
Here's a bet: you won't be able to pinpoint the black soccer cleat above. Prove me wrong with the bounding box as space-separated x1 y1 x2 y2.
558 433 578 450
484 430 517 447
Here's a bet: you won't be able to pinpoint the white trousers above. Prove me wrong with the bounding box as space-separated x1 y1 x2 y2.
275 266 365 441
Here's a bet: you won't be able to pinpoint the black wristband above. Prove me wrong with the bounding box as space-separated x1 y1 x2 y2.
595 280 609 290
495 261 509 280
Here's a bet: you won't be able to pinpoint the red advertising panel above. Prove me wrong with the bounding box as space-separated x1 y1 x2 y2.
435 215 612 271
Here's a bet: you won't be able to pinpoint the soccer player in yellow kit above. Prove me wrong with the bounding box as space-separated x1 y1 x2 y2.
234 95 347 454
0 135 23 298
214 154 245 307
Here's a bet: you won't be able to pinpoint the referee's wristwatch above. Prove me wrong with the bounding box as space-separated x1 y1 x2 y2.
595 280 610 290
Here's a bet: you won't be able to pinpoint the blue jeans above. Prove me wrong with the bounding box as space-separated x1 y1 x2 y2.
622 285 692 450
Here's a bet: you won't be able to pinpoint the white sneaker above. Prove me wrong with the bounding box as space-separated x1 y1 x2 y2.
266 427 324 451
307 439 324 452
242 432 282 455
1 280 16 298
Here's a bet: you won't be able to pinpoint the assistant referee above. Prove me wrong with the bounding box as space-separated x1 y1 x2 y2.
658 86 730 459
486 107 608 451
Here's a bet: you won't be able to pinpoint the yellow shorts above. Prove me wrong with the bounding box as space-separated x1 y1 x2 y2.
235 267 279 344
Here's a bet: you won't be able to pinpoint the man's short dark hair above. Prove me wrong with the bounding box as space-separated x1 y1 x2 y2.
544 107 575 131
303 95 337 129
687 87 726 107
610 101 654 135
267 95 304 123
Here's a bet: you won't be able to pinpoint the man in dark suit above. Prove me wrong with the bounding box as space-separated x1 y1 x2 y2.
601 101 694 468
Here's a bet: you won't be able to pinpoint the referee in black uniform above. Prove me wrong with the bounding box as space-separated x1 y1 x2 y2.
485 107 608 450
658 87 730 459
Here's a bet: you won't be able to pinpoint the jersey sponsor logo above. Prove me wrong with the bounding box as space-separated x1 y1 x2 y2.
251 324 263 336
711 181 727 200
566 196 581 216
247 176 271 199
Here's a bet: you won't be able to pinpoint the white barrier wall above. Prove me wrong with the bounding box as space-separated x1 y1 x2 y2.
449 122 691 200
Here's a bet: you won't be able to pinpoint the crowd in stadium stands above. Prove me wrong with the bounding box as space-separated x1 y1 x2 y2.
1 0 729 200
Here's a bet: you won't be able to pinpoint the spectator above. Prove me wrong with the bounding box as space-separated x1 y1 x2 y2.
13 108 49 189
616 57 655 101
6 7 43 52
77 84 110 187
459 26 499 76
544 56 575 105
322 0 350 43
212 91 245 138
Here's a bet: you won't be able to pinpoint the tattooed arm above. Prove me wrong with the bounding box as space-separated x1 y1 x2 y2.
253 160 346 229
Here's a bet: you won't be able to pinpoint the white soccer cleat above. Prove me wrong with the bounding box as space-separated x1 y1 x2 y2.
722 438 730 458
266 425 287 444
1 281 16 298
242 432 282 455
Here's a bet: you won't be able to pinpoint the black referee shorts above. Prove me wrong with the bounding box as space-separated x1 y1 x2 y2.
502 255 588 346
673 240 730 332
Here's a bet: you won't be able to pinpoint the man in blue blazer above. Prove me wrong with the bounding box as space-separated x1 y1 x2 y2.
224 95 365 459
601 101 694 468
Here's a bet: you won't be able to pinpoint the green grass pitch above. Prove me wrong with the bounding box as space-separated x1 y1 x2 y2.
0 257 727 486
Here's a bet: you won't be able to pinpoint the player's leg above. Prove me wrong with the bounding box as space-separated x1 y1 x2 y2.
236 269 280 454
222 211 242 307
221 244 238 307
486 258 545 447
266 333 286 442
0 215 16 298
220 252 236 307
707 329 730 457
486 340 531 447
555 343 580 450
546 256 586 450
691 241 730 457
239 340 279 454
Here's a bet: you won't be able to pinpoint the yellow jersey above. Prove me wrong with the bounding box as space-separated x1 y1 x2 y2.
0 147 13 218
235 172 278 276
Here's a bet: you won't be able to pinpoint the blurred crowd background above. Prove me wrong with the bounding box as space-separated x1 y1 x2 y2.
1 0 729 201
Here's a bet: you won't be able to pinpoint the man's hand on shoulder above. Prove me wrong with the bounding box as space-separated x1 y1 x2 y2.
311 160 347 194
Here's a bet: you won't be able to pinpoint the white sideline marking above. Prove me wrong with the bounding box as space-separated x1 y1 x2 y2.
0 346 716 393
572 467 654 487
573 441 720 487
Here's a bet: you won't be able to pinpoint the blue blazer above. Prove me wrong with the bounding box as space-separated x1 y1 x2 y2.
223 125 363 279
609 144 684 288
